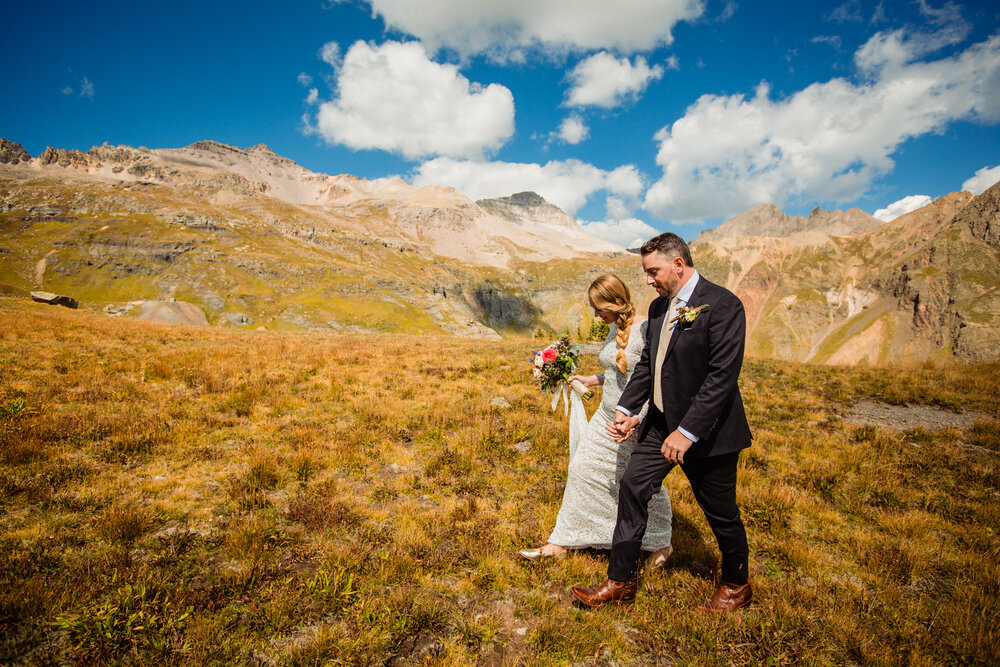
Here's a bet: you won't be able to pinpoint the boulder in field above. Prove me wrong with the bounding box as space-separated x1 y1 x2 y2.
30 291 79 309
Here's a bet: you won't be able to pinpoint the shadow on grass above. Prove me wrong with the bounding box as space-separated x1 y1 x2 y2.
563 511 718 581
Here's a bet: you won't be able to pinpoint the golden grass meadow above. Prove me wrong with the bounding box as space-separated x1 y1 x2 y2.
1 298 999 665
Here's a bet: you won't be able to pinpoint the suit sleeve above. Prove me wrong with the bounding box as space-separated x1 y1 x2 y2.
617 298 663 414
678 291 746 440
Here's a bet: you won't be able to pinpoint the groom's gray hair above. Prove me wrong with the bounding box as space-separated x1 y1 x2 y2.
640 233 694 267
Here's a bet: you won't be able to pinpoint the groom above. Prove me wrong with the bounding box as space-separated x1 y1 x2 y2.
572 232 753 612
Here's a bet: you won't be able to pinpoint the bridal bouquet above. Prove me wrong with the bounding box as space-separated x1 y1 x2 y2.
531 337 594 401
531 337 592 466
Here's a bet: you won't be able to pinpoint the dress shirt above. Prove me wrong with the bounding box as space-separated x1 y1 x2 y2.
617 272 700 443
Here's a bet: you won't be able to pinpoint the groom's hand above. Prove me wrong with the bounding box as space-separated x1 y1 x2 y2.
612 410 631 435
607 414 639 442
661 430 693 465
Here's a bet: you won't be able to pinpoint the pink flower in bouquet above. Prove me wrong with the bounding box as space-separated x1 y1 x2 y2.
542 347 558 363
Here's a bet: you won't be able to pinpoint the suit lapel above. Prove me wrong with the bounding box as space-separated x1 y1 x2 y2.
663 277 708 362
648 297 669 360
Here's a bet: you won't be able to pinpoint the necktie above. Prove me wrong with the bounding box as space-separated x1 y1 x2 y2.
653 297 679 413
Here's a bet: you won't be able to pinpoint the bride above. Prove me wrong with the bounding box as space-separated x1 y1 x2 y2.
521 274 673 567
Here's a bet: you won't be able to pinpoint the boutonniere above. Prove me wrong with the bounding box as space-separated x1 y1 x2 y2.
671 304 709 325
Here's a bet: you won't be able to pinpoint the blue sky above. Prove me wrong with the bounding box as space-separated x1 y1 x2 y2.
2 0 999 244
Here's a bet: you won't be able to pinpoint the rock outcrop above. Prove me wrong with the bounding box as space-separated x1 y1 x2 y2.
477 191 578 229
0 140 31 165
956 180 1000 248
30 291 79 309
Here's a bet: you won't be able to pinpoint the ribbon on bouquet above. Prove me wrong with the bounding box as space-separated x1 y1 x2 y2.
550 379 591 468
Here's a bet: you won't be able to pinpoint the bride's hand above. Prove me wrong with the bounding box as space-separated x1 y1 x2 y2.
568 374 600 387
606 415 640 442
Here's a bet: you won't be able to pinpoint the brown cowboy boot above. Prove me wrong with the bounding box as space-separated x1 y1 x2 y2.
696 581 752 612
570 579 637 608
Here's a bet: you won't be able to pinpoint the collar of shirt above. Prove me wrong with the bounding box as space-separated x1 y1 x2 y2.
674 270 700 307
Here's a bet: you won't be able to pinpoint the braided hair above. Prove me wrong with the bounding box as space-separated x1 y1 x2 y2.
587 274 635 373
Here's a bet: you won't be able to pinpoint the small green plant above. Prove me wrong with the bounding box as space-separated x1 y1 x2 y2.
303 568 357 612
52 576 192 662
0 398 36 419
852 424 878 442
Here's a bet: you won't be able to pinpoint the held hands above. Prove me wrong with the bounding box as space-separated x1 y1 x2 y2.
608 410 640 443
568 374 601 388
661 429 693 465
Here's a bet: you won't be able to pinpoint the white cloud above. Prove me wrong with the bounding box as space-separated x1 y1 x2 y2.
320 41 342 67
605 196 632 220
566 52 664 108
305 88 319 105
579 217 661 248
826 0 865 23
312 40 515 160
665 55 680 71
716 0 737 22
347 0 705 57
645 30 1000 222
60 86 73 95
962 164 1000 194
812 35 843 50
873 194 932 221
297 72 313 86
413 158 642 214
557 116 589 144
79 77 94 100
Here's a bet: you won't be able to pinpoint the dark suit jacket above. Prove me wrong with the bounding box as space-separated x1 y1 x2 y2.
618 275 752 458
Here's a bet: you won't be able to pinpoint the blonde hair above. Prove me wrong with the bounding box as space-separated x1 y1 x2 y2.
588 274 635 373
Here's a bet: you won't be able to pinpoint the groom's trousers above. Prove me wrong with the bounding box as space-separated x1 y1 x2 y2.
608 409 749 584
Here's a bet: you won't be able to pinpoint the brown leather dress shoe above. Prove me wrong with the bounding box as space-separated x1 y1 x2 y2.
571 579 636 608
696 582 752 612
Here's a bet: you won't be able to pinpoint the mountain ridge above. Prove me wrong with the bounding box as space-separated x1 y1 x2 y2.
2 137 999 363
693 202 884 245
0 138 624 268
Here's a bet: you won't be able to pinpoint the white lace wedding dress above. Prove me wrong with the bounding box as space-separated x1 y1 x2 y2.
547 319 672 551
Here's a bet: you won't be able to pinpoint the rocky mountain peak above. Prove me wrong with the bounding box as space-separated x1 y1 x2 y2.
245 144 277 156
693 202 882 246
0 139 31 165
508 191 547 207
474 191 579 229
